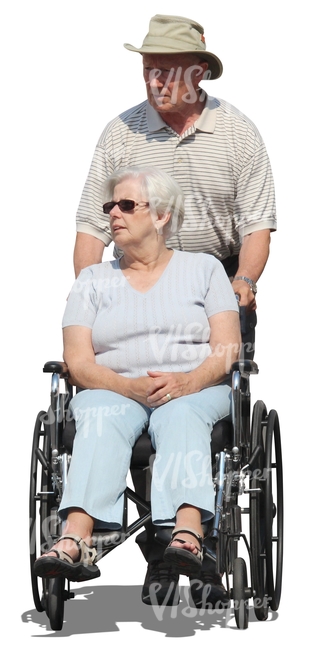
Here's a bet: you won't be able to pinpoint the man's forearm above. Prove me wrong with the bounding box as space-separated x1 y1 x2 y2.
232 229 271 308
236 229 271 282
74 232 105 277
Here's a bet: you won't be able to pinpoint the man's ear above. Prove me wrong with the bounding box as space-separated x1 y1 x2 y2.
197 61 210 79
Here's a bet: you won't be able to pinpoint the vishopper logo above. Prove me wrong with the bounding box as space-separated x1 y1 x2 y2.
168 193 270 234
148 451 272 491
147 194 184 235
29 513 60 555
147 322 210 364
148 581 272 622
151 450 213 491
148 325 239 373
146 64 210 106
40 402 131 430
40 408 74 425
29 515 125 556
72 403 131 438
72 274 130 310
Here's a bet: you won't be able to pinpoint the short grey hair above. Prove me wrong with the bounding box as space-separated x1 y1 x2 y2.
102 166 185 236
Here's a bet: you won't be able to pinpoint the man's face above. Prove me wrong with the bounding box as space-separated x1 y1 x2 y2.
143 53 208 114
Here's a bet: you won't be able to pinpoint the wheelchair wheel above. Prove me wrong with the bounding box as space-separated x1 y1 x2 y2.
47 578 65 631
265 409 283 611
250 403 284 617
29 411 49 612
233 558 249 630
30 410 62 615
249 400 269 621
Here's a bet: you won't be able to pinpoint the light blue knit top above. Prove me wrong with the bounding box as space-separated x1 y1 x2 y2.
62 250 238 378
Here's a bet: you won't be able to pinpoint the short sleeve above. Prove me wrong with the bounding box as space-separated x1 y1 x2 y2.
234 141 276 237
62 267 97 329
203 257 239 317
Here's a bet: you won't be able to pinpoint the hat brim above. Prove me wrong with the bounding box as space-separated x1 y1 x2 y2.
124 43 223 80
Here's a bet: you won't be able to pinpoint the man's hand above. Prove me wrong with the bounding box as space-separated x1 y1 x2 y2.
232 278 257 311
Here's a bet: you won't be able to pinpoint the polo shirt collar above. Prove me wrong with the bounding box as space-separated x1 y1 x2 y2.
146 94 218 134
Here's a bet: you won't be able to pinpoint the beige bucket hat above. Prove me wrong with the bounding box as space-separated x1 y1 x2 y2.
124 14 223 80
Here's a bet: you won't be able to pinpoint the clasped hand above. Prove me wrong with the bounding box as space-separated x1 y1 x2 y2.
130 371 192 407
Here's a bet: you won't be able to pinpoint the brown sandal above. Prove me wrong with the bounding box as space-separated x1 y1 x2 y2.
34 534 100 582
163 527 204 577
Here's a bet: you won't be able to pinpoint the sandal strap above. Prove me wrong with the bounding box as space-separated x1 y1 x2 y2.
57 534 97 564
171 527 203 550
166 527 204 565
47 548 74 564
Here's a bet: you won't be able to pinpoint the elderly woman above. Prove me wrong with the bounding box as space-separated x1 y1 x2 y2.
35 166 241 581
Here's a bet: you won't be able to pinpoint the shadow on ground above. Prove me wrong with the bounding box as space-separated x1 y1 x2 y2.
22 584 278 637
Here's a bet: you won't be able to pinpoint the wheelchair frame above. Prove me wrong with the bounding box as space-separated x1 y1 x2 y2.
29 358 283 631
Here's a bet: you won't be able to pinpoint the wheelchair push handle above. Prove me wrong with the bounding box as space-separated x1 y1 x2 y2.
239 306 247 335
235 294 247 336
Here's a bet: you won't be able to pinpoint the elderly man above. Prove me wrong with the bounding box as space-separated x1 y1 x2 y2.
72 14 276 608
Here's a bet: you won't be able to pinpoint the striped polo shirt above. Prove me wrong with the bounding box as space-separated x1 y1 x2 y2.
76 95 276 261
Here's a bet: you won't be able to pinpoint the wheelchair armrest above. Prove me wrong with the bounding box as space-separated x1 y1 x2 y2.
43 360 69 377
231 359 259 375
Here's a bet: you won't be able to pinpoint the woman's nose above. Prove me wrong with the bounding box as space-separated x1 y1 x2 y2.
110 203 121 217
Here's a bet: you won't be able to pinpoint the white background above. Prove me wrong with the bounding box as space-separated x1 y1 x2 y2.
1 0 313 644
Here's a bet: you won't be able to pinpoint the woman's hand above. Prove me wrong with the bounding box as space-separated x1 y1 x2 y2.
127 376 157 406
145 370 193 407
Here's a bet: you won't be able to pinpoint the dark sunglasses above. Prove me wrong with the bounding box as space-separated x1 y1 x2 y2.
103 200 149 213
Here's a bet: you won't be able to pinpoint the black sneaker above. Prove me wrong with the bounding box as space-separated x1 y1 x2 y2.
190 570 230 609
141 560 180 606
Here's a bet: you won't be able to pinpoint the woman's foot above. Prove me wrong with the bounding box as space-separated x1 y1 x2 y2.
169 530 203 555
163 505 204 576
34 534 100 582
164 527 204 577
41 536 82 562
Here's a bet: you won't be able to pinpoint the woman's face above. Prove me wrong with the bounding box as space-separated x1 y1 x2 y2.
109 177 156 247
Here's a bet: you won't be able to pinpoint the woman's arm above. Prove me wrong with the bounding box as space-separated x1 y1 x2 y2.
63 308 241 408
146 310 241 407
63 325 154 404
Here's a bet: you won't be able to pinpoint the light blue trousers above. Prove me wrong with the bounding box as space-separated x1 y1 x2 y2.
59 385 232 528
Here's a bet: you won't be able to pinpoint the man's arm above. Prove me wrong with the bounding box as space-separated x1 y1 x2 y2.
232 229 271 310
74 232 106 278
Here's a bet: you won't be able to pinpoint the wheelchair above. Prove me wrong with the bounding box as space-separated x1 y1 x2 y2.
29 351 283 631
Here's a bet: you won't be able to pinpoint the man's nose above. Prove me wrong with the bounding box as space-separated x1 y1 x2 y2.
148 74 164 88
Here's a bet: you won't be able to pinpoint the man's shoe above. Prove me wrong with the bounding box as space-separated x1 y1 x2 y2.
141 560 180 606
190 570 230 609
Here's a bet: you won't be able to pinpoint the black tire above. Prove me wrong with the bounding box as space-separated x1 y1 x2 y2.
30 410 62 616
29 411 49 612
233 558 249 629
47 578 65 631
249 400 269 621
265 410 283 611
